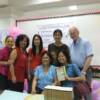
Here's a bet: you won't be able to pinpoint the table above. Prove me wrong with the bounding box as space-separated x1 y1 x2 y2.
0 90 44 100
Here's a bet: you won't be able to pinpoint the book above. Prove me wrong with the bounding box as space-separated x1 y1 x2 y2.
56 66 67 81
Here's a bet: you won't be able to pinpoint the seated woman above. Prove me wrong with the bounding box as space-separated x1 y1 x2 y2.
57 50 86 100
31 51 57 94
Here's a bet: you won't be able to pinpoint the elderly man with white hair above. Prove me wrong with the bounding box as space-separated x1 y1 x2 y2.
69 26 93 100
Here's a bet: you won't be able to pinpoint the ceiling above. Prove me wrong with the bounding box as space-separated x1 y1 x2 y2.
7 0 100 11
0 0 100 17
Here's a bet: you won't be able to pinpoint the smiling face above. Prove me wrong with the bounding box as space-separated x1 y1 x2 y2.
33 36 40 47
69 26 79 41
5 36 14 48
53 29 63 44
42 52 50 67
19 37 28 49
53 32 62 43
58 51 67 65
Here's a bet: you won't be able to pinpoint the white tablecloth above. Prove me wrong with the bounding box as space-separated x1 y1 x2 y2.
0 90 44 100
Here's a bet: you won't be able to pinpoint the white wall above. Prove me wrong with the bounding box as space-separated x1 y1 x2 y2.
0 17 16 29
0 17 16 48
0 18 10 30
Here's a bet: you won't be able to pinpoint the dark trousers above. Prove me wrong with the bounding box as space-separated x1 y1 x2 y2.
28 76 33 93
28 69 34 93
36 87 43 94
86 68 93 85
0 74 8 90
8 80 24 92
80 67 93 85
84 68 92 100
74 67 92 100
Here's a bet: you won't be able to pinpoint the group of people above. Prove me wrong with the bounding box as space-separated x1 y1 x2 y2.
0 26 93 100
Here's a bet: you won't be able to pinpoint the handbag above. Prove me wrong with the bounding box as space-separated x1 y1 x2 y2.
73 81 91 96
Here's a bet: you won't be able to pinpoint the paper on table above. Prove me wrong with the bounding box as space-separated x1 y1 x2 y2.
0 90 27 100
24 94 44 100
0 90 44 100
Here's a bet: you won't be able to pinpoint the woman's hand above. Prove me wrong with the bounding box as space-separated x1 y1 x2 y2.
31 89 36 94
8 60 13 65
65 75 70 81
12 75 16 83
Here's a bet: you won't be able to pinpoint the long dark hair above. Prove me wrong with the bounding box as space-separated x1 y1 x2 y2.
32 34 43 55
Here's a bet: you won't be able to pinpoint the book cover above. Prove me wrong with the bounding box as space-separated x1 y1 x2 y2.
56 66 67 81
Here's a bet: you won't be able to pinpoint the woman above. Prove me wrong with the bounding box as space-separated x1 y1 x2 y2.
8 34 29 92
31 51 57 94
48 29 70 66
0 36 14 90
28 34 45 73
28 34 45 92
57 50 86 100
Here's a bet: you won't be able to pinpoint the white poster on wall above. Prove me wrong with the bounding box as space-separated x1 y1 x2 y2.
17 18 74 49
37 23 72 49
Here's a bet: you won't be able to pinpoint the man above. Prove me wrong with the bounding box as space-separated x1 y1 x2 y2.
69 26 93 100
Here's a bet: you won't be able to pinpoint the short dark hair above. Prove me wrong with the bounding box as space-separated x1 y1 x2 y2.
15 34 29 49
41 51 52 64
32 34 43 55
53 29 63 37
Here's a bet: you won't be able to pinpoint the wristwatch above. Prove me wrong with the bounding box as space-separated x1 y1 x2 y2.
81 71 86 75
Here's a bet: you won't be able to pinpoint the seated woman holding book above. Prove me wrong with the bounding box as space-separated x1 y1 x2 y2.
31 51 58 94
57 50 87 100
